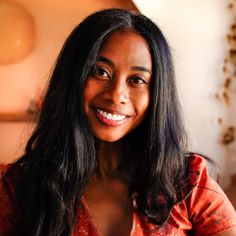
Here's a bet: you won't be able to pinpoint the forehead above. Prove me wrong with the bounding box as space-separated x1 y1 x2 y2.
98 30 152 68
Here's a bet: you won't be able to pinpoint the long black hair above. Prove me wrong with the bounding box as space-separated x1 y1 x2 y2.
5 8 189 235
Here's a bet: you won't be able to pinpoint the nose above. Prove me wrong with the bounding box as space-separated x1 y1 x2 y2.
102 77 129 105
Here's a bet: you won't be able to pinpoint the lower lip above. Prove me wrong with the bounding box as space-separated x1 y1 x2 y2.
94 110 128 127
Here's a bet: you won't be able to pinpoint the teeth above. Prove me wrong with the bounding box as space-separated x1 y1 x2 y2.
96 109 126 121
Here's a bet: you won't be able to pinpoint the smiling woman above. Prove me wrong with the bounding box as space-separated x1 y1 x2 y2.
84 30 152 142
0 8 236 236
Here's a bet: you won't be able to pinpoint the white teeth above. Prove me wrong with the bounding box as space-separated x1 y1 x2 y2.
96 109 126 121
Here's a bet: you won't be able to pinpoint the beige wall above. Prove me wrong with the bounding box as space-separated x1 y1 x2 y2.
0 0 137 164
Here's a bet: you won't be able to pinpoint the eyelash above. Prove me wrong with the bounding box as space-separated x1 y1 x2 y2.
91 66 148 85
92 66 111 79
128 76 147 85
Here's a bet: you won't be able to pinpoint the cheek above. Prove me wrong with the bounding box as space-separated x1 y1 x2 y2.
83 81 93 113
83 79 98 107
132 91 150 119
141 94 150 115
84 79 93 97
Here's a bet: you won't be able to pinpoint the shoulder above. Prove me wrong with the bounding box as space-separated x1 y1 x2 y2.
0 164 14 210
0 163 19 235
0 163 16 197
184 153 236 235
0 163 13 201
0 164 8 177
187 153 213 185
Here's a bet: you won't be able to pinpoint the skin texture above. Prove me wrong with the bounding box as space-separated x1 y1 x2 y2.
84 30 152 143
83 30 152 236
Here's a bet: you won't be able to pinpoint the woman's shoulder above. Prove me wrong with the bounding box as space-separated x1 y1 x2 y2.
0 163 16 210
0 163 17 235
0 162 29 235
186 153 211 185
180 153 236 234
0 163 16 195
187 152 208 171
0 163 13 193
0 163 9 176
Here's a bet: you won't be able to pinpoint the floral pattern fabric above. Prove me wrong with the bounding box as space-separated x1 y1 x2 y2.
1 155 236 235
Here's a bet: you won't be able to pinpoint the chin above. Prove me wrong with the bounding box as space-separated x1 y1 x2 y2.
95 136 123 143
93 131 126 143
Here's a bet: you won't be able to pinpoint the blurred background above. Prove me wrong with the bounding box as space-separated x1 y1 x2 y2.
0 0 235 205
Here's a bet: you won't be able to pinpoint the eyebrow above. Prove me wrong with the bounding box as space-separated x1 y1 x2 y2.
96 56 115 68
131 66 151 74
96 56 152 74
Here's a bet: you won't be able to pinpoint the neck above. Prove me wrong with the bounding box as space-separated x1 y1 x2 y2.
95 140 124 180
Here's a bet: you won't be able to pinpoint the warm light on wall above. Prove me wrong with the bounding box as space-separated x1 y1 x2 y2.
0 0 36 64
0 0 138 163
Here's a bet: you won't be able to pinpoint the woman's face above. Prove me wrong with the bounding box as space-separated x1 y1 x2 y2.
84 30 152 142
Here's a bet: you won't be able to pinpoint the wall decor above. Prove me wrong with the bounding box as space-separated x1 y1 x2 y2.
0 0 36 64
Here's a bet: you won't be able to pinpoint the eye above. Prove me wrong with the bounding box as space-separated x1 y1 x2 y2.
92 65 111 79
128 76 147 85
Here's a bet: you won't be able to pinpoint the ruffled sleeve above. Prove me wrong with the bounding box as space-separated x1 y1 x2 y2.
186 154 236 235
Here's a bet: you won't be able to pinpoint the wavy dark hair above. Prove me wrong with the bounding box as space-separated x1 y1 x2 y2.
5 8 190 235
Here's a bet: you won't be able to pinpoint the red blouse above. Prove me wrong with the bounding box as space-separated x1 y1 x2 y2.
1 155 236 235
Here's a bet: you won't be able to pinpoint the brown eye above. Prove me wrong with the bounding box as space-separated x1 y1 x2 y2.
129 76 147 85
92 66 111 79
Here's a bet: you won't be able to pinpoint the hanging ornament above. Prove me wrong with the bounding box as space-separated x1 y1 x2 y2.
0 0 36 64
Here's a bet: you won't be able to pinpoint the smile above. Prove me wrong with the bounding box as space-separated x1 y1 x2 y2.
96 108 127 120
94 108 129 127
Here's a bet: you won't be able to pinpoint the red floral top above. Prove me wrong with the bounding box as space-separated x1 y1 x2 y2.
1 155 236 235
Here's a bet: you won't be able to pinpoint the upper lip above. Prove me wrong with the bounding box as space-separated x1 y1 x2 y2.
93 106 132 117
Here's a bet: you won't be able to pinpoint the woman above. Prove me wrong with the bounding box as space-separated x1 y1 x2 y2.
0 8 236 236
